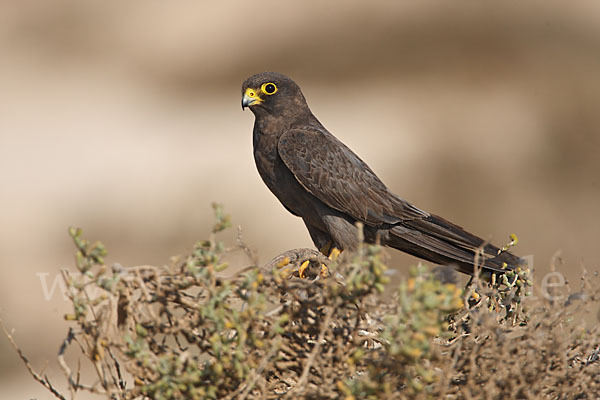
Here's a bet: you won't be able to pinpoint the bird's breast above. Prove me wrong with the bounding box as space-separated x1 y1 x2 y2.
253 129 318 220
253 130 279 186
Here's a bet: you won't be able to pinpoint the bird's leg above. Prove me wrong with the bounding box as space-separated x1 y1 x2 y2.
316 246 342 278
263 248 329 279
319 241 333 256
297 240 337 279
305 241 331 278
298 259 311 279
262 245 341 280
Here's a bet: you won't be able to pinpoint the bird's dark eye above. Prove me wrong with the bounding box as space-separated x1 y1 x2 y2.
261 82 277 95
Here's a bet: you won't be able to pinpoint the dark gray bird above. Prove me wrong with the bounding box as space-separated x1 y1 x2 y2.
241 72 524 276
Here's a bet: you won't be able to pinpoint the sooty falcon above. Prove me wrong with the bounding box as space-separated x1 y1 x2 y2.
241 72 524 276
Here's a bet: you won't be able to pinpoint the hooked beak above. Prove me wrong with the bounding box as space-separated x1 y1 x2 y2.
241 88 262 110
241 94 253 109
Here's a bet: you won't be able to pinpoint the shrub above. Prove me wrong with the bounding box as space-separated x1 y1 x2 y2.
4 204 600 399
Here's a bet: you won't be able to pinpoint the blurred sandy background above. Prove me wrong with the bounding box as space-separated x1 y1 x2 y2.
1 1 599 397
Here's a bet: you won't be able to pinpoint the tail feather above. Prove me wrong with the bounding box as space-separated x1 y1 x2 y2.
387 214 524 276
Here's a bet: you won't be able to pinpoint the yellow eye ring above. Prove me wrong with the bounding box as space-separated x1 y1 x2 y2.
261 82 278 95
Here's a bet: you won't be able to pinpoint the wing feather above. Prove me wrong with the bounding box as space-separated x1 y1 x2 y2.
278 127 427 226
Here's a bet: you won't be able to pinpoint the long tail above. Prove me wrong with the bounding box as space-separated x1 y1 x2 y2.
386 214 525 276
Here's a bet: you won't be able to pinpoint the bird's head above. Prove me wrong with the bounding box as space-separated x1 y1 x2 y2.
241 72 310 119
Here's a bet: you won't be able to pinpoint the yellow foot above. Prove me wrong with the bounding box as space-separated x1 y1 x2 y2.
320 263 329 278
299 260 311 279
300 260 330 279
271 248 339 279
318 247 340 278
276 256 291 268
328 247 341 261
299 261 328 279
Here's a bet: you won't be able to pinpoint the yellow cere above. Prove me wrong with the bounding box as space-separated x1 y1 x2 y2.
244 87 263 104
